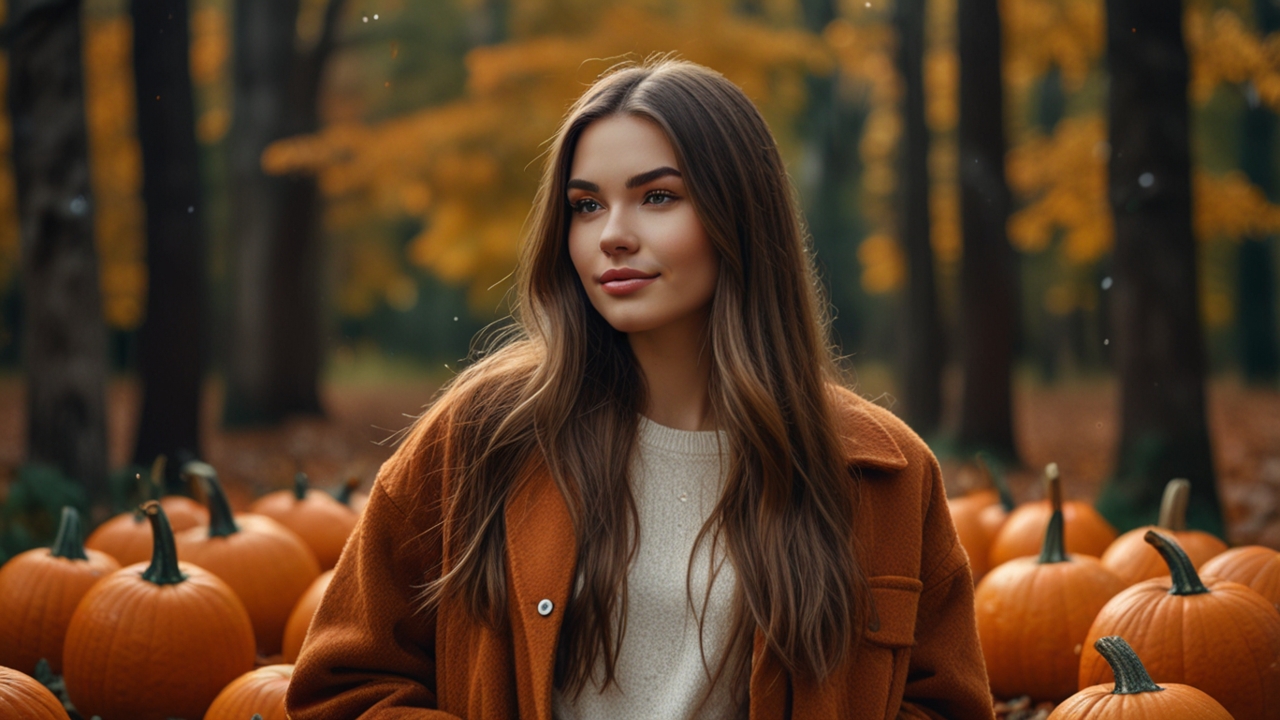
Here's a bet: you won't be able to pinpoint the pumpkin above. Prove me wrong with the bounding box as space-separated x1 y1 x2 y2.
974 473 1126 702
85 467 207 566
1199 545 1280 610
949 456 1015 581
249 472 358 569
282 569 334 662
176 466 321 656
1047 636 1232 719
1080 530 1280 720
62 502 256 720
0 664 69 719
1099 479 1227 586
989 463 1116 568
0 507 120 675
204 664 292 720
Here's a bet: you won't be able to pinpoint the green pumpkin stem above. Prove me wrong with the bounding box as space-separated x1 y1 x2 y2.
976 453 1015 512
293 471 310 501
336 476 361 505
50 506 89 561
1144 530 1209 595
1037 464 1068 564
1095 636 1163 695
1157 478 1190 532
200 471 240 539
148 454 167 501
140 501 187 585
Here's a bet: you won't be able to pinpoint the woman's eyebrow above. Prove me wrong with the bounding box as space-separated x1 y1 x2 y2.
567 179 598 192
626 166 681 188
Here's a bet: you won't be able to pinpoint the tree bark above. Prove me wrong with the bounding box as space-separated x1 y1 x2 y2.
1097 0 1224 536
224 0 343 426
956 0 1018 462
797 0 868 360
894 0 943 435
130 0 207 490
8 0 110 516
1238 0 1280 385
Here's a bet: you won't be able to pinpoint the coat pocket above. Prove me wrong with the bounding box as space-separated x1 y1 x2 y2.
863 576 923 720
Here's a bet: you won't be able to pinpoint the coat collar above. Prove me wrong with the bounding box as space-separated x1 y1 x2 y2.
829 389 910 472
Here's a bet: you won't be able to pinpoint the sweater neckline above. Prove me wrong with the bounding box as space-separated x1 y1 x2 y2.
637 415 727 456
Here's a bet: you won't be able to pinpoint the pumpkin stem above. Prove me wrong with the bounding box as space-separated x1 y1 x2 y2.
293 471 310 501
1095 636 1163 695
1144 530 1210 596
336 475 361 505
1037 466 1068 564
977 452 1015 512
50 506 89 561
140 501 188 585
202 472 240 539
148 454 167 501
1157 478 1190 532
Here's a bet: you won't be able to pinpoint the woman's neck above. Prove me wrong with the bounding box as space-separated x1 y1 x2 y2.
627 309 714 432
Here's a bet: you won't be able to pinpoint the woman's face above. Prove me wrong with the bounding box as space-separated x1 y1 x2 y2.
566 114 719 337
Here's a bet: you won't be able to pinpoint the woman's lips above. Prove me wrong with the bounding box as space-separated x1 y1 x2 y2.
600 276 658 296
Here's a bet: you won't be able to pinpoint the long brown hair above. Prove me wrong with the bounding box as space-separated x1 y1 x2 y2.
418 57 871 702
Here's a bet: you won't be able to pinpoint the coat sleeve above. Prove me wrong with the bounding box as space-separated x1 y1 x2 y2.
897 456 996 720
286 411 461 720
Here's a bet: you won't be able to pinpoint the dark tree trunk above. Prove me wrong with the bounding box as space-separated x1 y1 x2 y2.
1238 0 1280 385
224 0 343 426
956 0 1018 462
798 0 867 357
1097 0 1224 537
894 0 943 435
8 0 110 517
130 0 207 491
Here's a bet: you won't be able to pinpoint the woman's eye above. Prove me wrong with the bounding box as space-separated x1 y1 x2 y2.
645 190 676 205
572 198 601 214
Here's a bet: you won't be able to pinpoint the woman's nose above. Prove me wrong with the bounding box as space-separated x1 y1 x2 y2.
599 208 638 255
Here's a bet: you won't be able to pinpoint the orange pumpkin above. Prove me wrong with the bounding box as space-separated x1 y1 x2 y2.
176 468 321 656
282 569 334 662
1080 531 1280 720
1048 636 1232 719
62 502 256 720
204 664 292 720
249 472 358 570
0 507 119 675
0 664 69 719
989 464 1116 568
1099 479 1227 586
975 474 1126 702
1199 545 1280 610
85 470 207 566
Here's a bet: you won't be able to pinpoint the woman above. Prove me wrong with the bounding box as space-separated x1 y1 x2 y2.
287 58 994 720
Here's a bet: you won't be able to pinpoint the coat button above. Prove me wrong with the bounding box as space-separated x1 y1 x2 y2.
537 599 554 616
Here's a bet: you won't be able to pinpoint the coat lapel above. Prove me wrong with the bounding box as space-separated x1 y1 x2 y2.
505 465 577 720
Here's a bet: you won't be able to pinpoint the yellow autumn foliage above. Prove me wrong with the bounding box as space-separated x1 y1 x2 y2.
266 0 827 311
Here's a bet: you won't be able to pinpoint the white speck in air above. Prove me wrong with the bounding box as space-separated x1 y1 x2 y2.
1139 172 1154 188
1101 277 1112 290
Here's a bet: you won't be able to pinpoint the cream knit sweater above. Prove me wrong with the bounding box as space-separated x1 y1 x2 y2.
552 416 740 720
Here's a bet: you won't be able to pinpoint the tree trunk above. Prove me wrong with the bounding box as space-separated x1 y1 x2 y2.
130 0 207 490
797 0 868 359
955 0 1018 462
1238 0 1280 385
894 0 943 435
8 0 110 517
1097 0 1224 536
225 0 343 426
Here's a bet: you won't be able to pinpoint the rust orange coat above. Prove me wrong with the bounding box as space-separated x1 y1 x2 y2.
287 388 995 719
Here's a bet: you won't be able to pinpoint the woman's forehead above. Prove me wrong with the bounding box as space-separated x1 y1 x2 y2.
568 115 680 183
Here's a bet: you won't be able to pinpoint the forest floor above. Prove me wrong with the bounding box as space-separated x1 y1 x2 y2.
1 371 1279 546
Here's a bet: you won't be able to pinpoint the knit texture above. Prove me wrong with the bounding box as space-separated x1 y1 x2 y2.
553 416 740 720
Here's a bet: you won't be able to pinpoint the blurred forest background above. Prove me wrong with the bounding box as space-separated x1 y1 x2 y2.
3 0 1280 559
